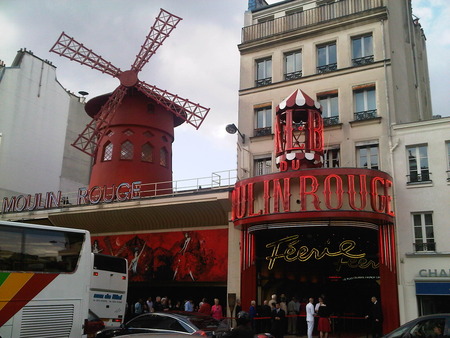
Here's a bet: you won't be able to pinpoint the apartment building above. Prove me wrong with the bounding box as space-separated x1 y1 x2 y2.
235 0 447 330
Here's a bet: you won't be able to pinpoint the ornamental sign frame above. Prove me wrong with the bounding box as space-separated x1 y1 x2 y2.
231 167 395 227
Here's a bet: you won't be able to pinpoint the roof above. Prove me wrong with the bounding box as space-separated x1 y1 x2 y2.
276 89 322 114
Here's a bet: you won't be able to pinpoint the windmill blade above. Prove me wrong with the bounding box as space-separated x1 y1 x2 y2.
72 86 128 156
136 81 209 129
50 32 122 77
131 9 182 72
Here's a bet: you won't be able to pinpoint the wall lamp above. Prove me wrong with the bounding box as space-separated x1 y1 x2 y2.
226 123 245 143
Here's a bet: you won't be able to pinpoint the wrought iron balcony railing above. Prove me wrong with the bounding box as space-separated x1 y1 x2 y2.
255 77 272 87
254 127 272 137
352 55 374 67
285 70 302 81
407 171 431 184
317 63 337 74
414 242 436 252
323 116 340 126
242 0 384 43
353 109 377 121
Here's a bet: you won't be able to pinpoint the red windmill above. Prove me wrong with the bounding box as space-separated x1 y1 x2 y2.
50 9 209 196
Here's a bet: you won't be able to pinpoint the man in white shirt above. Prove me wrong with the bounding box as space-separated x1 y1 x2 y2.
306 297 315 338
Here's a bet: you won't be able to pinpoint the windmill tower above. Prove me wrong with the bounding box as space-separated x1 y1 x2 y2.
50 9 209 196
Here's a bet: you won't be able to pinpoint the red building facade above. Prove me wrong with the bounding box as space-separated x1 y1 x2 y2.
231 90 400 333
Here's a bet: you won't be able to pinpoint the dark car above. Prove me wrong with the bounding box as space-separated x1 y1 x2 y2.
382 313 450 337
95 311 229 337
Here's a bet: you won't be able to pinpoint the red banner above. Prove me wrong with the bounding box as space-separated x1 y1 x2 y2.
91 229 228 282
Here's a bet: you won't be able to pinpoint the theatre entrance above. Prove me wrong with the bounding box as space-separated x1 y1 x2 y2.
253 224 380 334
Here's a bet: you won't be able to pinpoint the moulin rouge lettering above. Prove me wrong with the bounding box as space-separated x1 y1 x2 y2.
1 181 142 213
231 172 394 220
265 235 377 270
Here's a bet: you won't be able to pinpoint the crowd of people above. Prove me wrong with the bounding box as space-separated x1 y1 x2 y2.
128 294 382 338
128 296 224 321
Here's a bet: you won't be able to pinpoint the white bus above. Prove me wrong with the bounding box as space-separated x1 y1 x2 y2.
90 253 128 328
0 220 94 337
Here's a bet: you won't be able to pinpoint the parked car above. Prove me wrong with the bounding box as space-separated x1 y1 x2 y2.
382 313 450 337
95 311 229 337
86 310 106 337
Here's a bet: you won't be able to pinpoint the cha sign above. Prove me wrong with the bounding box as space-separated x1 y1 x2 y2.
2 181 142 213
232 168 394 226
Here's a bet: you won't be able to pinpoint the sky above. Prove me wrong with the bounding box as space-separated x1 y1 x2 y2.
1 0 449 183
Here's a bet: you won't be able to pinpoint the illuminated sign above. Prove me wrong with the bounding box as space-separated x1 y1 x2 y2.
265 235 378 271
1 181 142 213
232 168 395 225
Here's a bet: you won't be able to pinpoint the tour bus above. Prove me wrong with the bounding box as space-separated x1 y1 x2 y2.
90 253 128 328
0 220 92 337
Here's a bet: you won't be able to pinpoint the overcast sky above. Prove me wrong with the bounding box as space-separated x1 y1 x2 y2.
1 0 449 183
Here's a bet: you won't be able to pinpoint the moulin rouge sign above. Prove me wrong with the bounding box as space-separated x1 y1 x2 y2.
232 168 395 225
2 181 142 213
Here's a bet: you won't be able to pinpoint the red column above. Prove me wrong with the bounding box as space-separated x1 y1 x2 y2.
241 229 256 312
378 223 400 333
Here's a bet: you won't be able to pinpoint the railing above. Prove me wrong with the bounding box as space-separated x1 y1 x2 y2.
317 63 337 74
255 77 272 87
56 170 238 208
352 55 374 67
407 171 431 184
254 127 272 137
414 242 436 252
242 0 384 43
323 116 340 126
285 70 302 80
353 109 377 121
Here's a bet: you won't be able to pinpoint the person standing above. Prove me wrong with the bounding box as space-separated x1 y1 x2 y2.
306 297 315 338
199 298 211 315
260 299 272 333
249 300 257 329
271 302 286 338
134 298 144 316
287 296 299 335
211 298 223 320
365 296 383 338
316 297 331 338
185 299 194 312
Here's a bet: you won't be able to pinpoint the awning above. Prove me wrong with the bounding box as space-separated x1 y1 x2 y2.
416 282 450 295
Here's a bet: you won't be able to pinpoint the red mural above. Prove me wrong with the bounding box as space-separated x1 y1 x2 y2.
91 229 228 283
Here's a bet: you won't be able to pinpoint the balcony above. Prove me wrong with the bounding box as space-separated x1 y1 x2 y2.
407 171 431 184
317 63 337 74
242 0 384 43
254 127 272 137
323 116 340 126
255 77 272 87
353 109 377 121
285 70 302 81
352 55 374 67
414 242 436 252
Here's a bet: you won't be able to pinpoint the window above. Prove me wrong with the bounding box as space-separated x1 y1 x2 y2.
413 213 435 252
102 142 113 161
407 145 430 183
357 144 378 170
323 148 340 168
317 42 337 73
254 157 272 176
354 86 376 120
284 50 302 80
141 143 153 162
120 140 134 160
255 107 272 136
256 58 272 87
160 147 168 167
352 34 374 66
318 93 339 125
